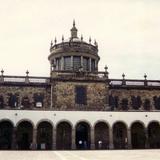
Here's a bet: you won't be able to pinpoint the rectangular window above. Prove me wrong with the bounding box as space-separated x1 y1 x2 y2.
75 86 87 105
91 59 95 71
83 57 89 71
64 56 71 70
73 56 81 71
56 58 61 70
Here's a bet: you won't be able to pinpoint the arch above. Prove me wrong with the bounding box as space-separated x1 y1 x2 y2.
93 120 110 129
131 121 146 149
37 121 53 150
16 120 33 150
94 121 109 149
56 119 73 129
0 119 14 127
113 121 127 149
75 121 91 149
0 120 14 150
148 121 160 148
56 121 72 150
129 120 146 130
36 119 54 129
16 119 35 128
75 119 92 129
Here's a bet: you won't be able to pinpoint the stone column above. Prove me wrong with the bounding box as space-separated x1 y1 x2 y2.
11 127 17 150
71 56 73 70
81 56 83 68
61 56 64 70
32 128 37 150
109 128 114 149
89 58 92 72
90 128 95 149
127 129 132 149
52 128 56 150
71 128 76 149
145 128 149 149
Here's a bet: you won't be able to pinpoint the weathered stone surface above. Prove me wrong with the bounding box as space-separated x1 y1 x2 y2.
109 88 160 110
52 81 108 111
0 85 51 109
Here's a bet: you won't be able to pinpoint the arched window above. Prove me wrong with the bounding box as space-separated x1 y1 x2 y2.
143 99 151 110
34 93 44 108
109 95 119 110
0 96 4 108
8 93 18 108
121 98 128 110
153 96 160 110
131 96 142 110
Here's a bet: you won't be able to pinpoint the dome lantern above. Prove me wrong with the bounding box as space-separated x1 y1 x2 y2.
70 20 78 38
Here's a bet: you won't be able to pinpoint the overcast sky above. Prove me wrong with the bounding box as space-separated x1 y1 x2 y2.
0 0 160 79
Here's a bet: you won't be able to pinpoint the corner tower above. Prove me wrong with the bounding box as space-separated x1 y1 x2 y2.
48 21 100 76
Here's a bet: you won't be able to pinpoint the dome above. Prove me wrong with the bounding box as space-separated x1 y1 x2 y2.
48 21 100 73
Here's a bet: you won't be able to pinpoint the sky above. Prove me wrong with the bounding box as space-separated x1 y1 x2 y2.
0 0 160 79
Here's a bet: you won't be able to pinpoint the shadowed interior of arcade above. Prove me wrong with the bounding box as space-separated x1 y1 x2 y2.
0 119 160 150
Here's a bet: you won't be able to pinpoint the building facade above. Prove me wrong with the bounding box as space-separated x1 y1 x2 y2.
0 22 160 150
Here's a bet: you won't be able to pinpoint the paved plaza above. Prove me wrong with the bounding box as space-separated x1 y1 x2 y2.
0 150 160 160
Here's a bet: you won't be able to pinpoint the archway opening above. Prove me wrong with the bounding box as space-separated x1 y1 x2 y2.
148 122 160 148
95 122 109 149
17 121 33 150
56 122 72 150
37 121 53 150
113 122 127 149
131 122 146 149
0 121 13 150
76 122 90 149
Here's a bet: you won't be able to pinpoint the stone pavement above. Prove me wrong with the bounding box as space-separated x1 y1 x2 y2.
0 150 160 160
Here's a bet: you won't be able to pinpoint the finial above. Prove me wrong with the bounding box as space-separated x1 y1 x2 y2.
94 40 98 48
144 73 147 80
26 70 29 77
73 19 75 27
104 65 108 72
1 69 4 76
71 20 78 38
122 73 125 79
62 35 64 42
50 40 53 47
104 65 109 78
54 37 57 44
81 35 83 41
89 37 91 43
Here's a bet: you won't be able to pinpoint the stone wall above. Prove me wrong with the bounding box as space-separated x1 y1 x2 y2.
0 85 51 109
109 88 160 110
52 81 108 111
